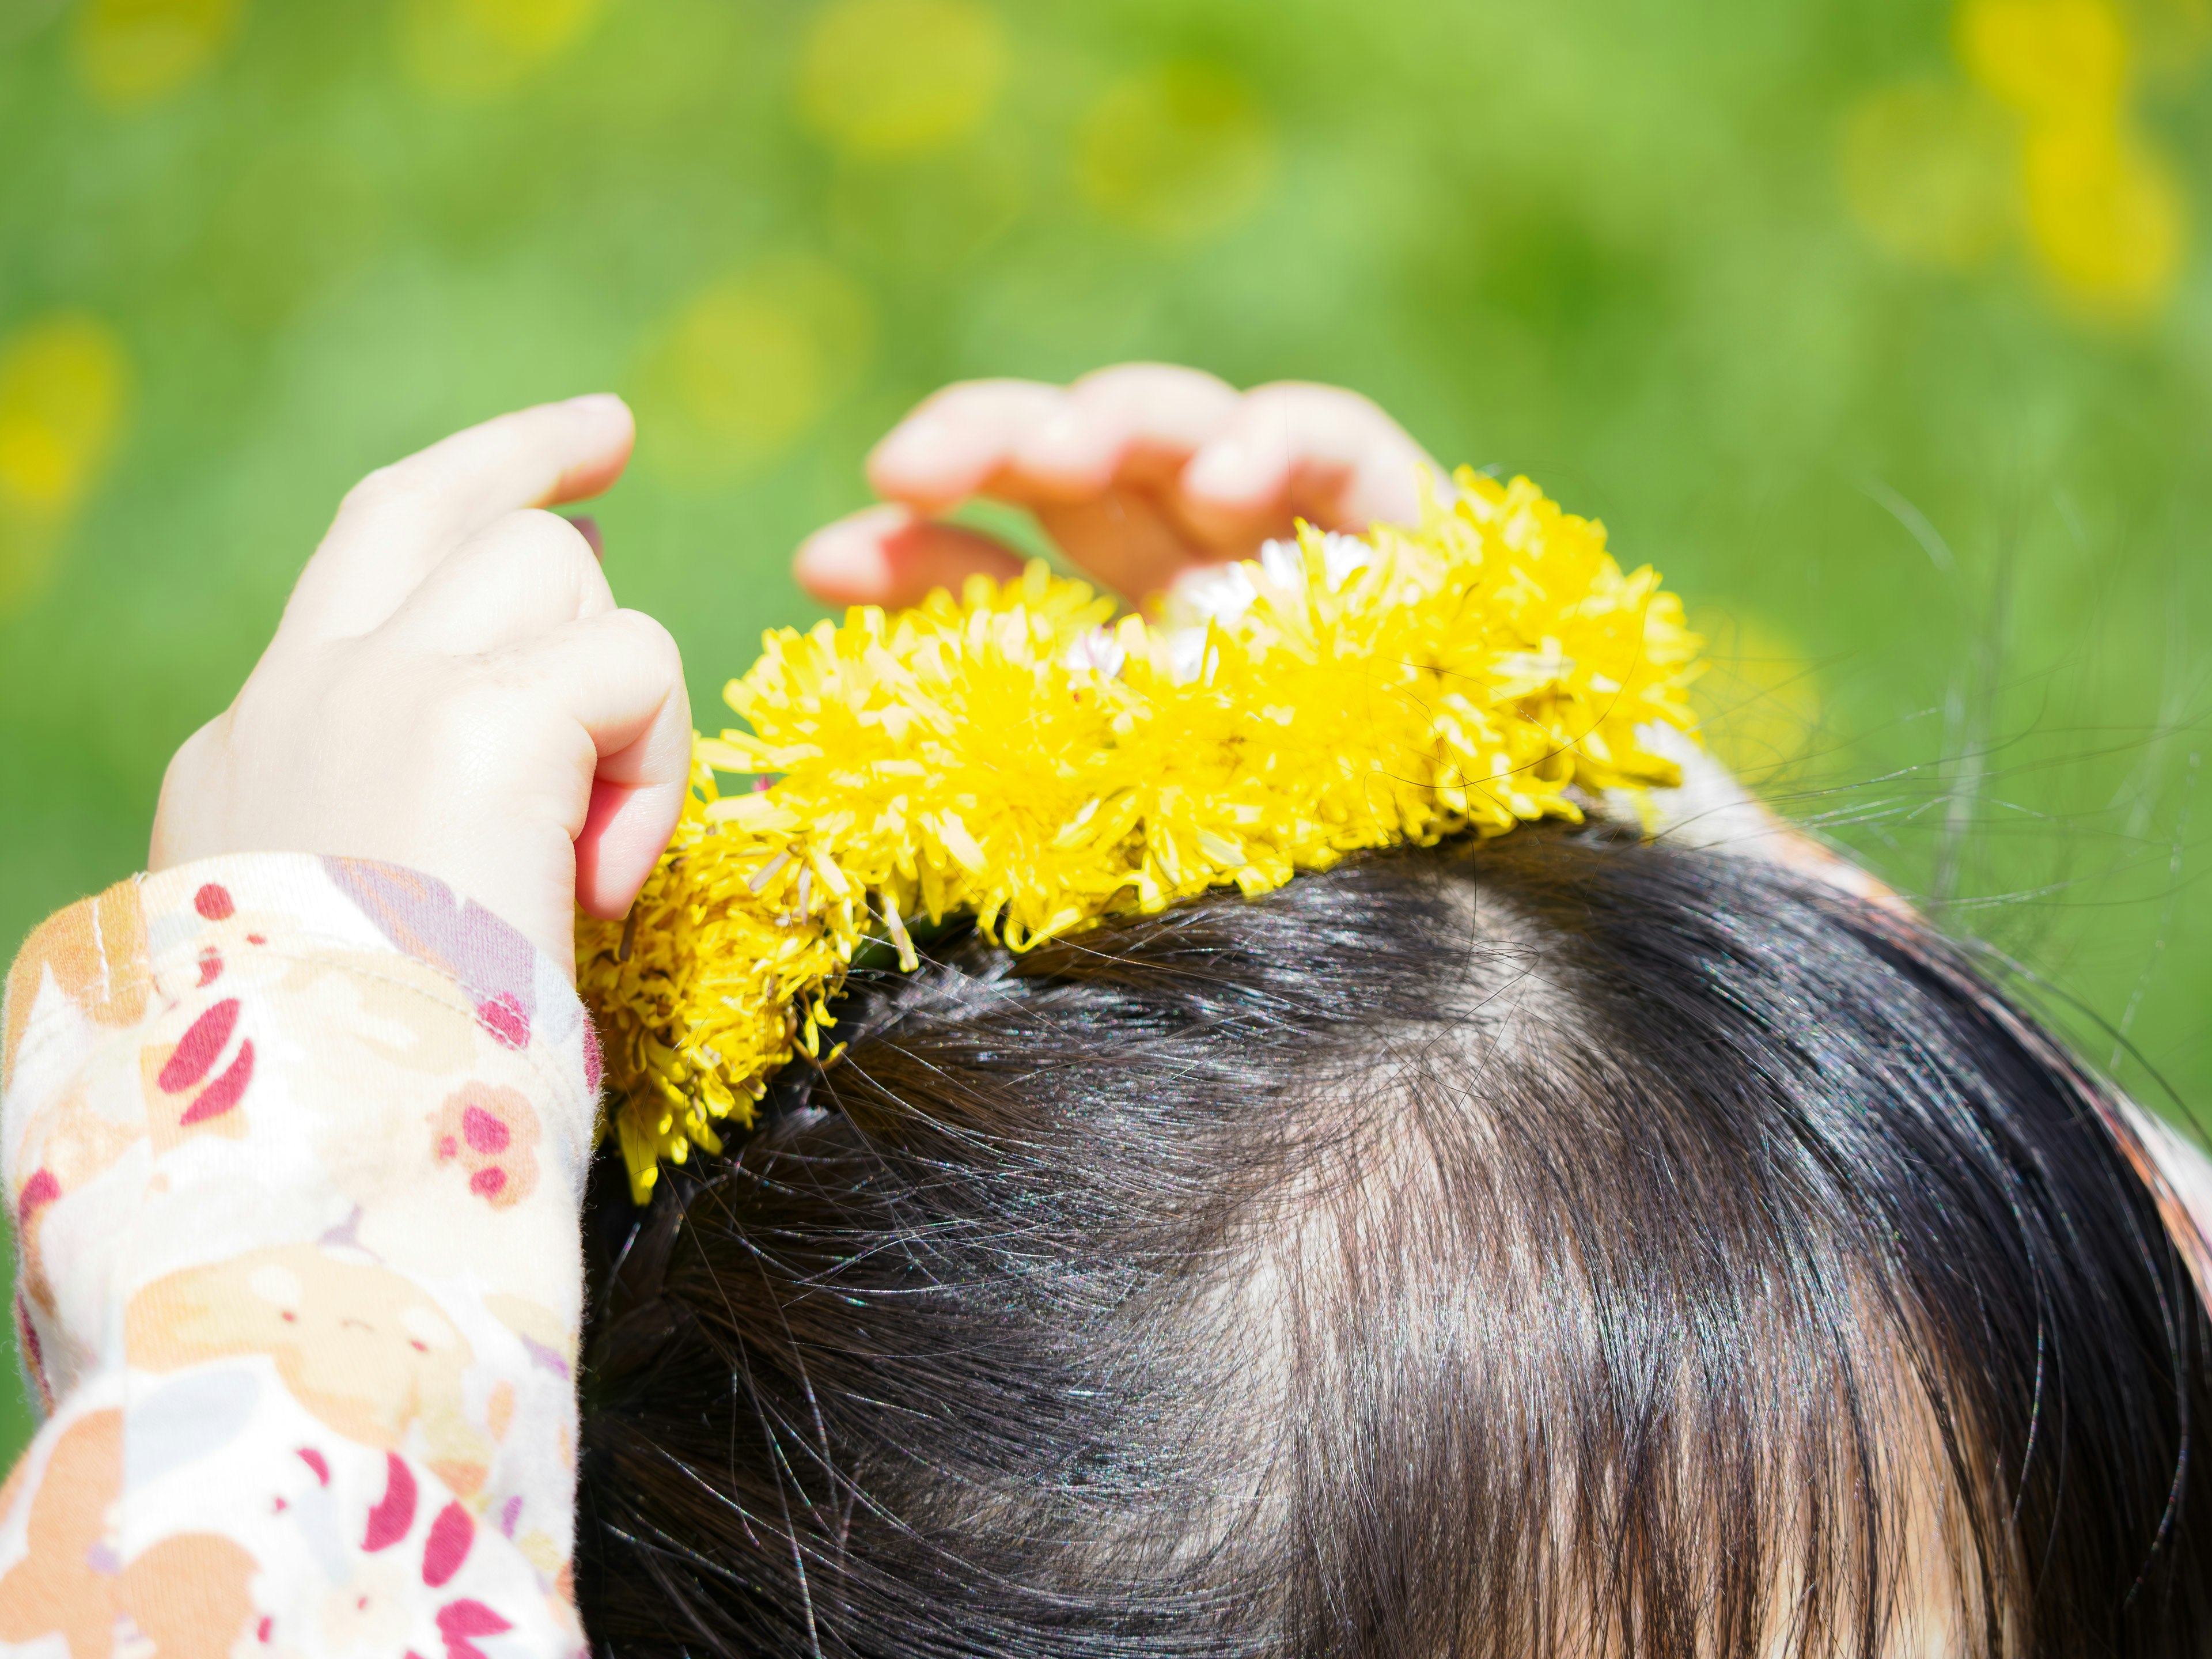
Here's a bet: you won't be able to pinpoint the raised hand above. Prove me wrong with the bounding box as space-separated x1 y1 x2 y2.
793 363 1442 609
150 396 690 972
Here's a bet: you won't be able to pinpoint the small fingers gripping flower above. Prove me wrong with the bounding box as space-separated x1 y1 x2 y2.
793 363 1444 609
150 396 692 969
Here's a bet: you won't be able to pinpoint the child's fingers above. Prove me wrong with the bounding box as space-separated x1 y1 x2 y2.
865 380 1067 512
501 609 691 922
997 363 1243 498
793 505 1027 608
866 367 1244 517
338 395 635 552
836 372 1441 611
283 395 635 643
1176 383 1437 547
384 509 615 654
1035 490 1218 608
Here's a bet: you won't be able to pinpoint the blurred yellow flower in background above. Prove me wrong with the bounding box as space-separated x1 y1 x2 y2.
0 313 131 619
0 316 130 520
2020 116 2185 309
1959 0 2130 113
632 257 875 486
798 0 1006 158
1843 0 2194 321
396 0 605 100
73 0 241 108
1962 0 2186 317
1842 82 2016 267
1075 63 1277 241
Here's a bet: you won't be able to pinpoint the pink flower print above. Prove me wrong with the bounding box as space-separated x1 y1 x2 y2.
179 1041 254 1125
431 1083 540 1209
363 1453 418 1552
194 882 234 921
423 1502 474 1588
16 1169 59 1229
475 992 529 1050
144 998 255 1141
158 999 238 1093
435 1600 513 1659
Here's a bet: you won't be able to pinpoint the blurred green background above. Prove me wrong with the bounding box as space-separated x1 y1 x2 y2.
2 0 2209 1461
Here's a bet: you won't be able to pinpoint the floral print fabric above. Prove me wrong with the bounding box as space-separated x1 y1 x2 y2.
0 855 599 1658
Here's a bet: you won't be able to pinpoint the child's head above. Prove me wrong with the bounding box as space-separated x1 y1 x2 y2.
574 824 2212 1657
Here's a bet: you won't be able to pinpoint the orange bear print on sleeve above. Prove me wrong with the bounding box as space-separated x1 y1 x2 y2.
125 1246 495 1495
0 1410 257 1658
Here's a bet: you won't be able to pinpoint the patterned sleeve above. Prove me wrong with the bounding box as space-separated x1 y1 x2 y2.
0 855 601 1658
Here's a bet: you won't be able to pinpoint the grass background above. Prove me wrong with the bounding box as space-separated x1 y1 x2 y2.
2 0 2210 1463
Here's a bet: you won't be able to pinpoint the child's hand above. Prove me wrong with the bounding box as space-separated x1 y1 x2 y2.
150 396 690 975
793 364 1442 608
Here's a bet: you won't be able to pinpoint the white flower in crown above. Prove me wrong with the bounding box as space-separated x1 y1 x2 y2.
1060 626 1126 677
1161 532 1377 681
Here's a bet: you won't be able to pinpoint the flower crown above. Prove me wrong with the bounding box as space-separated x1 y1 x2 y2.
579 467 1704 1202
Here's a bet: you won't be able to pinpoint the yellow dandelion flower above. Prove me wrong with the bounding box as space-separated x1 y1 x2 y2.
579 469 1705 1202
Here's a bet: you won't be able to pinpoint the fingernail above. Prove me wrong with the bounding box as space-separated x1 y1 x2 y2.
876 416 954 475
567 514 604 558
794 528 888 597
563 392 631 423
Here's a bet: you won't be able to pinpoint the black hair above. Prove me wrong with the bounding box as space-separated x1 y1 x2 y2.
575 820 2212 1657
